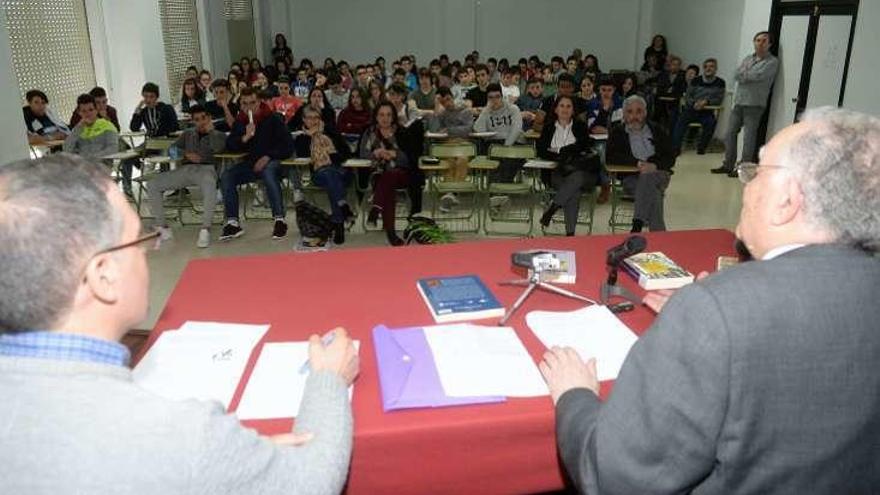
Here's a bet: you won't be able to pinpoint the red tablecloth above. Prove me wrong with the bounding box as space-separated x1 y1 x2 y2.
143 229 736 494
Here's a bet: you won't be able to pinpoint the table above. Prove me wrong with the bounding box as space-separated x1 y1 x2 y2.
142 229 737 494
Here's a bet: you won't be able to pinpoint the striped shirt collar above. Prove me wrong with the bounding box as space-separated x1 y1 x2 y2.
0 331 130 367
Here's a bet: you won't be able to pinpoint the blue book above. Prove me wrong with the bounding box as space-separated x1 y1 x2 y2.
416 275 505 323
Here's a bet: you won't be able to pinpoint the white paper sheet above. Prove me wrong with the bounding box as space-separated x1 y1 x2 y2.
423 324 548 398
132 322 270 409
525 305 638 381
235 341 359 420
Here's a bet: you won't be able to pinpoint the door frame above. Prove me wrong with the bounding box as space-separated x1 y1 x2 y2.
757 0 859 148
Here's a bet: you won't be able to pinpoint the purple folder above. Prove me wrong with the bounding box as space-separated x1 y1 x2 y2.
372 325 506 412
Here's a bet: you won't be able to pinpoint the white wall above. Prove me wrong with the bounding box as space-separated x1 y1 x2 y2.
843 0 880 116
87 0 169 132
653 0 746 82
0 7 29 164
277 0 650 69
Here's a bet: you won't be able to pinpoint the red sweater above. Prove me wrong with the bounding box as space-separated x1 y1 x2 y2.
336 106 371 135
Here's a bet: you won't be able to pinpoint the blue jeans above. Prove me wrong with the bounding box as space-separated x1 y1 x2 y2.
311 166 351 222
221 160 284 220
672 108 718 152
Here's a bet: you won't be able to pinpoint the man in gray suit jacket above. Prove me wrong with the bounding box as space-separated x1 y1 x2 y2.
541 107 880 494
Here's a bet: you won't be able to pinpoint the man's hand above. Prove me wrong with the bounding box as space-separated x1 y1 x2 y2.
643 271 710 313
637 161 658 174
539 347 599 405
308 327 360 385
522 111 535 121
243 122 256 142
98 108 108 119
184 151 202 163
253 155 270 173
591 125 607 134
267 431 314 447
694 99 707 110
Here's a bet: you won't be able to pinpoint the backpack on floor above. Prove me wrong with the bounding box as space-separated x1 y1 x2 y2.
295 200 333 241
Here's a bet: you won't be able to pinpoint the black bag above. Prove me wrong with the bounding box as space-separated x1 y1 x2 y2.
295 200 334 241
558 150 600 177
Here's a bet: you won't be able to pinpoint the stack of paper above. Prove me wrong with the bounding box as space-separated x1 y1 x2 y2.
525 305 638 381
236 341 359 420
132 322 269 409
424 324 549 398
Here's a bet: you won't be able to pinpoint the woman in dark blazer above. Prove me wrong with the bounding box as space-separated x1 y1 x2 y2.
537 95 600 236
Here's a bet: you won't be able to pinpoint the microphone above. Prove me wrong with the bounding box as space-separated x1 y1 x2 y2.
606 235 647 285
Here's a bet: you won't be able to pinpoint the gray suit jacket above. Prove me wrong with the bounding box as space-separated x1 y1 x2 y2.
556 244 880 494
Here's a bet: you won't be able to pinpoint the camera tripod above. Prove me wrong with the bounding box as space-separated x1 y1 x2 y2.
497 270 597 325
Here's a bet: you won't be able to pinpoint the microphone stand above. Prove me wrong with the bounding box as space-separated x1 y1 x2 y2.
498 270 597 326
599 262 642 305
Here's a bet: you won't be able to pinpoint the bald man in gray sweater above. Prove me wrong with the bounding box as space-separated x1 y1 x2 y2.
0 154 359 495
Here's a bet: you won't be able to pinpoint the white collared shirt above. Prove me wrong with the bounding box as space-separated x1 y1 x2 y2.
550 120 575 153
762 244 807 260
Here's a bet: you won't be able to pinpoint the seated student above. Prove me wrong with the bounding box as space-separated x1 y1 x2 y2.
587 76 623 134
273 58 291 82
566 55 584 87
450 66 476 107
367 80 386 110
536 95 599 236
227 71 244 105
179 77 205 114
408 68 437 117
358 101 415 246
69 87 120 130
672 58 726 155
500 68 521 104
130 82 179 138
185 65 199 81
541 73 587 119
292 67 312 99
337 88 372 136
475 83 523 183
294 106 355 245
516 77 545 130
606 95 676 232
337 61 354 91
465 64 491 114
147 105 225 248
578 75 597 106
324 73 350 113
582 54 601 80
63 93 119 162
550 56 566 82
540 65 557 97
199 70 214 100
400 56 418 91
252 70 277 98
220 88 294 241
486 57 500 84
437 65 454 89
684 63 700 85
289 87 336 132
620 73 639 99
388 67 408 91
386 82 417 127
654 55 687 128
204 79 239 132
588 77 624 204
0 154 359 495
22 89 70 145
428 86 474 139
270 76 302 125
353 64 371 90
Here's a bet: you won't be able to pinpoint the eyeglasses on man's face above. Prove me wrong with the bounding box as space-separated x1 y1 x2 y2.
736 162 788 184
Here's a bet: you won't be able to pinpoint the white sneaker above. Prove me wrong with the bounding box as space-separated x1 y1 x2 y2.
489 195 510 209
155 225 173 242
196 228 210 248
441 192 460 205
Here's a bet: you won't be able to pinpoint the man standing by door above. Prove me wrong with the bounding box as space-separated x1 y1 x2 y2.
713 31 779 177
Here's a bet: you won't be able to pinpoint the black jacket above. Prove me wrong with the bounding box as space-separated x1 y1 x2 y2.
130 102 179 137
204 100 240 133
656 71 687 100
536 118 593 161
226 113 294 165
606 121 676 172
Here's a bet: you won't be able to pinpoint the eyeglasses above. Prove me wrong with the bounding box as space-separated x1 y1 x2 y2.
78 230 160 280
735 162 788 184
